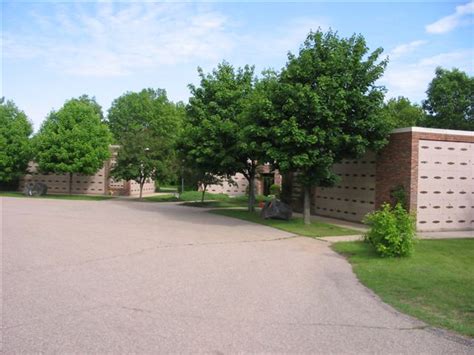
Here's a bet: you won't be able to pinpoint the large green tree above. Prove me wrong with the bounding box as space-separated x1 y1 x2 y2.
34 95 112 194
382 96 425 129
0 98 33 185
111 130 175 199
108 89 183 198
422 67 474 130
267 30 391 224
107 88 180 141
182 62 271 211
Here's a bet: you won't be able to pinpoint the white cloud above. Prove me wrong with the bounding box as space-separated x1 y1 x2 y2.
3 2 330 78
389 40 427 59
382 49 474 102
426 1 474 34
232 17 329 66
3 3 236 77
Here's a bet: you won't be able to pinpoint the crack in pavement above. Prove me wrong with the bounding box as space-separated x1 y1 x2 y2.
119 306 431 331
2 301 428 333
4 235 302 276
5 293 472 348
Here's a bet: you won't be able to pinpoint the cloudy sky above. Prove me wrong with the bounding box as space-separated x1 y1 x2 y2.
2 0 474 130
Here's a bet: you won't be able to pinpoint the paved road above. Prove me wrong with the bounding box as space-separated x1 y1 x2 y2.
2 197 472 353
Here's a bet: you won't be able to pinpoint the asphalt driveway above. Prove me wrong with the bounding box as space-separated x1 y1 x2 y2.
1 197 472 353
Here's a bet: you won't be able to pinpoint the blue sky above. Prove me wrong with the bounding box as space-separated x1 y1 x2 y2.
2 1 474 130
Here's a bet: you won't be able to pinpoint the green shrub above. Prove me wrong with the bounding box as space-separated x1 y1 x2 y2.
363 203 416 257
269 184 281 197
390 185 408 210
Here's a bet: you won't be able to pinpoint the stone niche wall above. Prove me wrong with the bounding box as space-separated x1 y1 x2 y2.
376 128 474 231
19 162 108 195
416 139 473 231
207 173 249 196
312 152 376 222
129 179 156 197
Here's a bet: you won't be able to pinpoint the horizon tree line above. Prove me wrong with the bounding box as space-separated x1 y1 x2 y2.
1 29 473 221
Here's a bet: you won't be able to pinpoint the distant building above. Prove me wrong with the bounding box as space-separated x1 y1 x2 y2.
205 164 282 196
19 145 155 197
284 127 473 232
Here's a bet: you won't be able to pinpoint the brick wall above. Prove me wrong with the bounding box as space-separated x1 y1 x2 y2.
375 128 474 218
374 132 415 211
285 127 474 232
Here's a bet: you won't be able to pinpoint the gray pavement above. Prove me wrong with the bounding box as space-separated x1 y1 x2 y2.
1 197 472 353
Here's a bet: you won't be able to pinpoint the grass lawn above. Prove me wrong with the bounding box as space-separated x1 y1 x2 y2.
181 200 247 208
332 239 474 337
157 185 178 193
0 191 113 201
143 191 231 203
210 208 359 237
143 191 270 207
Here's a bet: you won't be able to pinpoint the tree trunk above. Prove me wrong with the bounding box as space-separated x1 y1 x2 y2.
248 173 256 213
303 184 311 225
69 172 73 195
139 179 144 200
201 184 207 203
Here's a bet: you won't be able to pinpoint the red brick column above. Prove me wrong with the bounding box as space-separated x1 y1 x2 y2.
375 132 417 212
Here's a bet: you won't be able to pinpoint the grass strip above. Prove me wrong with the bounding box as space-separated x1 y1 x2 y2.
332 239 474 337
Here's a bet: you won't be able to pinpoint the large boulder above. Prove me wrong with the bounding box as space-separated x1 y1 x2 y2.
260 199 292 220
23 182 48 196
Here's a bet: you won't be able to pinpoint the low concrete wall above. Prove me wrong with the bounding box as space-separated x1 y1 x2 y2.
19 160 156 197
20 162 108 195
129 179 156 197
285 127 474 232
313 152 376 222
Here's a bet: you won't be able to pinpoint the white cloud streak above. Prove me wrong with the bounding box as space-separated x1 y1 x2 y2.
382 49 474 102
3 3 236 77
389 40 427 59
426 1 474 34
3 3 329 78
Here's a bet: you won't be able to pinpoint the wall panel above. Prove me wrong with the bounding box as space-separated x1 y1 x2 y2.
312 152 376 222
417 140 473 231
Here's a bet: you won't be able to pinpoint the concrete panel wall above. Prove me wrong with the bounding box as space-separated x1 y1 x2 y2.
129 179 156 197
19 158 156 197
20 162 107 195
206 168 282 197
207 173 249 196
312 152 376 222
416 140 473 231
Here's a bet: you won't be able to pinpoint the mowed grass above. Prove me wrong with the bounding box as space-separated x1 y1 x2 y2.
210 208 359 237
332 239 474 337
143 191 231 203
0 191 113 201
144 191 270 207
157 185 178 193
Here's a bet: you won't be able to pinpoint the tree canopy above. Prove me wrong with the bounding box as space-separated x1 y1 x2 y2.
381 96 426 129
0 98 33 184
107 88 180 142
34 95 112 193
422 67 474 131
267 30 391 223
181 62 272 211
108 88 183 197
111 130 173 198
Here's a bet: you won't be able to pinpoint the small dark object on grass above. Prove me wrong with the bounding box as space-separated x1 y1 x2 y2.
23 182 48 196
261 199 292 220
